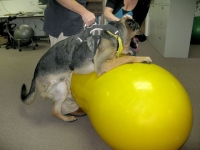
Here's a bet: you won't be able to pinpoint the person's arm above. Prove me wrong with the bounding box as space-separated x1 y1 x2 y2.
103 0 122 22
103 7 120 21
56 0 95 26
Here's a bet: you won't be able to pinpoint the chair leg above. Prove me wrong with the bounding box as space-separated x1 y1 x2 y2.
31 38 36 50
33 37 38 47
17 40 21 52
12 39 16 49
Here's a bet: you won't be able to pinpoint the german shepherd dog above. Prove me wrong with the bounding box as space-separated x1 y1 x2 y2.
21 16 152 122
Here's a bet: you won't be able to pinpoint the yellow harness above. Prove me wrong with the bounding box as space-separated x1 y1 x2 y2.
107 31 123 58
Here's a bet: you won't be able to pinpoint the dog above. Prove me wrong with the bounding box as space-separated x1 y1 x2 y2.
20 16 152 122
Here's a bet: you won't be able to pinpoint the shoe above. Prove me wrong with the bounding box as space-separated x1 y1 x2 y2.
67 108 86 117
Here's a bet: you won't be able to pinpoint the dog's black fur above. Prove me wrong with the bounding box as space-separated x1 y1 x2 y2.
20 16 152 122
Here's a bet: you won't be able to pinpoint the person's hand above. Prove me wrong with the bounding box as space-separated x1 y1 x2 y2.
81 11 96 26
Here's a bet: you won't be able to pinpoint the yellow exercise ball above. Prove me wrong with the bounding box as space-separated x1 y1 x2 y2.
71 63 193 150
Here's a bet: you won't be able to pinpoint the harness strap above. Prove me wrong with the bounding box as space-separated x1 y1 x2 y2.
78 24 120 42
106 30 123 58
69 23 122 70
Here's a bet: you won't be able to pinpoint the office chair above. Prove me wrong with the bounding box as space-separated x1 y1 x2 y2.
0 15 38 51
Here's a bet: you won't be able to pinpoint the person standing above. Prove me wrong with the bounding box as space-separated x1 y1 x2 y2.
43 0 96 116
43 0 96 47
103 0 151 55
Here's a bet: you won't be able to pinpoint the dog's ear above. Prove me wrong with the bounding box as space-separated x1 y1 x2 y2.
125 19 140 31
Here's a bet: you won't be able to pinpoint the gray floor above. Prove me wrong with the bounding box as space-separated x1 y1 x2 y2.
0 40 199 150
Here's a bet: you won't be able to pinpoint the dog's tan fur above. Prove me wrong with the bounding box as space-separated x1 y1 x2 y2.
21 16 152 122
93 17 151 75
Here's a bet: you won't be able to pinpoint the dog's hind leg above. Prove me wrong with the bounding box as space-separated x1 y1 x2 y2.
49 82 77 122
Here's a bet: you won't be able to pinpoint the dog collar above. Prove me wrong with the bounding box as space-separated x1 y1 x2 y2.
106 31 123 58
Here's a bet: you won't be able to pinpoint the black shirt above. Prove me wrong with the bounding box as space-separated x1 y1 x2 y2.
43 0 86 38
105 0 151 26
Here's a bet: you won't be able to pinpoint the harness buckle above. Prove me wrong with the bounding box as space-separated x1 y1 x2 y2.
84 22 97 30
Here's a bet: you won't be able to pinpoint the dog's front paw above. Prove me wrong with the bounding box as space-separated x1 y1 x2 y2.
142 57 152 64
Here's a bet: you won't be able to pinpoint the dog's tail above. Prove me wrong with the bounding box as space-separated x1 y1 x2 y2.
21 79 36 105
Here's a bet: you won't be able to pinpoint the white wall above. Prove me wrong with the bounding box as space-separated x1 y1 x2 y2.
0 0 43 15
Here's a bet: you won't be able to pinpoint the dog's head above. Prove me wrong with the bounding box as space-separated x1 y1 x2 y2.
114 16 140 54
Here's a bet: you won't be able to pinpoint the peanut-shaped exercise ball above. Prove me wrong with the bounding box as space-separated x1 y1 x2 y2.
71 63 193 150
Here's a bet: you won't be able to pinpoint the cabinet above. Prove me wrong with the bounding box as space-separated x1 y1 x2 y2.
86 0 104 24
148 4 168 55
147 0 196 58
